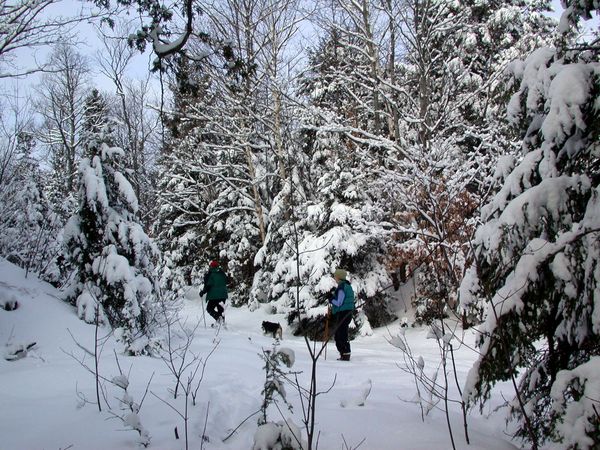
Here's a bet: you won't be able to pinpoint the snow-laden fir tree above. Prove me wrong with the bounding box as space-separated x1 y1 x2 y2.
253 343 302 450
154 59 211 293
156 0 300 302
250 25 404 333
155 65 265 302
251 105 393 335
459 4 600 447
0 131 61 283
155 141 207 294
156 124 263 301
63 89 159 355
258 342 295 426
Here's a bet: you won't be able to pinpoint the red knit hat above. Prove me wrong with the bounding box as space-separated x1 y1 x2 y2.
209 260 219 268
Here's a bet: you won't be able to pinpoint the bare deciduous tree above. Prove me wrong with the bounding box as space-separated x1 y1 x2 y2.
151 292 219 450
0 0 106 77
390 320 470 450
96 22 162 225
0 88 35 187
35 43 90 196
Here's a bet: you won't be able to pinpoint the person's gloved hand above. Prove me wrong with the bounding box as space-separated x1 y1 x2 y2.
328 287 336 301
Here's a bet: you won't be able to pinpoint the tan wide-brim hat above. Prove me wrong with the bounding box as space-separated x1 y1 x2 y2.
334 269 347 280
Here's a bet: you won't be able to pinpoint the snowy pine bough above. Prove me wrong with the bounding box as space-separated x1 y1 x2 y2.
460 4 600 447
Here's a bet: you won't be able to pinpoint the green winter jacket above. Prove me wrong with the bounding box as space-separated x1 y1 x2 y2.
201 268 228 301
331 280 355 314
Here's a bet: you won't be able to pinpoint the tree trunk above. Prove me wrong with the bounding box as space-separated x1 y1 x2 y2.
244 144 267 243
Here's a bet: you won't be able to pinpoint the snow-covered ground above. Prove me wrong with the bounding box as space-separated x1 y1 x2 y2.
0 258 547 450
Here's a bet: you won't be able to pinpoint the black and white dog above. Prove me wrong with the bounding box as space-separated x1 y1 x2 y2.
262 321 283 339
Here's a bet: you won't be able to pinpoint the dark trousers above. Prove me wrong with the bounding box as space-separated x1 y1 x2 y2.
333 310 353 355
207 299 224 321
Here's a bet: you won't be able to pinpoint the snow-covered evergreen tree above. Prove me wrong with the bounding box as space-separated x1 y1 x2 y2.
156 0 301 301
250 32 395 333
155 68 264 301
154 60 210 293
0 131 62 283
64 90 159 355
460 4 600 447
258 342 294 425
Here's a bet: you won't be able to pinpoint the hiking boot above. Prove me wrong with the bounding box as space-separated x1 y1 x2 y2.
338 353 351 361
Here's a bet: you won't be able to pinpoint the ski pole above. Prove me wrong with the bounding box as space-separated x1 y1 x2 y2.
201 294 207 329
323 306 331 360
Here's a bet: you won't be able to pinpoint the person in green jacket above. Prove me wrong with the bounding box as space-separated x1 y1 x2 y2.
329 268 355 361
199 260 228 325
